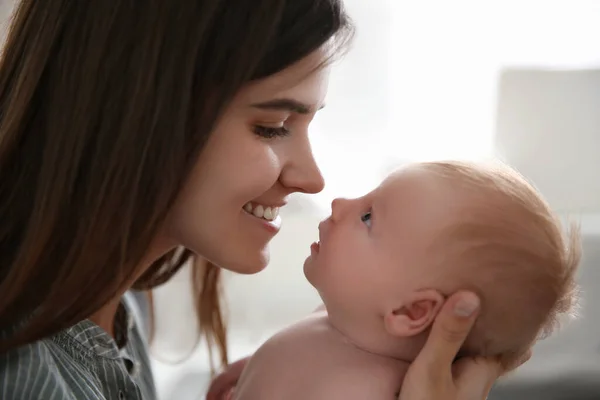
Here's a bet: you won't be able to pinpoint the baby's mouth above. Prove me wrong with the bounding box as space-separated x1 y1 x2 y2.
243 202 280 221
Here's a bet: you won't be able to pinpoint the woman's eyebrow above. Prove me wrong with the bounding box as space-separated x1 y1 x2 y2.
250 98 325 114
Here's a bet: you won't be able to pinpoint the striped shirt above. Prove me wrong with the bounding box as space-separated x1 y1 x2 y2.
0 292 157 400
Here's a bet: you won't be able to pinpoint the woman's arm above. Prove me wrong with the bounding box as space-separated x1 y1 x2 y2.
397 291 529 400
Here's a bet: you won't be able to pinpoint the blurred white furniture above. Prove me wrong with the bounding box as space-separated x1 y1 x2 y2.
494 68 600 213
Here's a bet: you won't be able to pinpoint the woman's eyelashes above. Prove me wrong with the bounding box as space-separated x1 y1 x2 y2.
361 209 372 228
252 125 291 139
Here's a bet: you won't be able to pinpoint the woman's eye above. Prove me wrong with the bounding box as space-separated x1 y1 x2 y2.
252 125 291 139
361 210 372 228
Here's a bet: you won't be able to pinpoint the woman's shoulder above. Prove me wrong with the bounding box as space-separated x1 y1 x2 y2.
0 293 156 400
0 336 81 399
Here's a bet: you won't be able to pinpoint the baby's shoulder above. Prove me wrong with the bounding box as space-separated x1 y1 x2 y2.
235 314 336 399
237 313 407 400
255 311 333 356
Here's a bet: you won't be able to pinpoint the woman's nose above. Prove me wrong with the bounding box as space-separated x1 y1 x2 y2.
296 163 325 194
279 139 325 194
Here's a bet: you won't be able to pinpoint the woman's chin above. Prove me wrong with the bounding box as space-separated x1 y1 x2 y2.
231 262 268 275
225 250 270 275
191 241 271 274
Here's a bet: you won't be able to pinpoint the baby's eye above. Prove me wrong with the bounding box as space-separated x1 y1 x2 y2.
361 210 372 228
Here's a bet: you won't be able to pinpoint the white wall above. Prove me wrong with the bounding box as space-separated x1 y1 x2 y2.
0 0 14 41
495 69 600 213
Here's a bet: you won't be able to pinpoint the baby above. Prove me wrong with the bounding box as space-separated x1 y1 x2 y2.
232 160 581 400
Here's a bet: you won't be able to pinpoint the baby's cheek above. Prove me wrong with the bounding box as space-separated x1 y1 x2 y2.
329 246 356 266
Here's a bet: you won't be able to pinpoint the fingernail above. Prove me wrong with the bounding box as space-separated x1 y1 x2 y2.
454 293 480 317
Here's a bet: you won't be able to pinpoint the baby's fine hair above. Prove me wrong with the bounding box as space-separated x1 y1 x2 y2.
420 160 581 369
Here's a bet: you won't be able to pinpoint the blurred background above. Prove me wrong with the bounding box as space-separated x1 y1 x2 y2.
2 0 600 399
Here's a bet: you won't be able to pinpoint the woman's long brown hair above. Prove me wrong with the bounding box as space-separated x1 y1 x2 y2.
0 0 352 367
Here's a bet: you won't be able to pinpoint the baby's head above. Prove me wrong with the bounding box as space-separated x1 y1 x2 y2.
304 160 580 368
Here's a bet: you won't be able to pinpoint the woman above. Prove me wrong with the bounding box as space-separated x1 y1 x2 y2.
0 1 514 399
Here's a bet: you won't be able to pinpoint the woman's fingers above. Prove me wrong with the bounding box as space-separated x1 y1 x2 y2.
206 371 238 400
223 387 235 400
507 349 532 372
398 292 499 400
415 291 481 377
207 357 250 400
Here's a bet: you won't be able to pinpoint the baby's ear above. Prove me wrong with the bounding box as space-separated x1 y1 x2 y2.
384 289 444 337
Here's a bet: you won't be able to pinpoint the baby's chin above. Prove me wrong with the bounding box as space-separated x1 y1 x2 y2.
302 254 319 287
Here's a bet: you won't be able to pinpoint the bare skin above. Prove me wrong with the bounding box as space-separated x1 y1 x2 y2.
234 311 409 400
214 292 529 400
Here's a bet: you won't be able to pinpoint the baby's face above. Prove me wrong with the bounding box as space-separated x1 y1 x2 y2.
304 166 458 322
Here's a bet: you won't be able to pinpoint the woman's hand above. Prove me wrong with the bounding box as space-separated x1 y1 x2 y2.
398 291 530 400
206 356 250 400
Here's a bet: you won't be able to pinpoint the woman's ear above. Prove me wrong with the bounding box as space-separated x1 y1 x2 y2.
384 289 444 337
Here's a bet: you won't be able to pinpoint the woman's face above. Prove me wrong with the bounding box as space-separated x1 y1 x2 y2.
163 49 330 274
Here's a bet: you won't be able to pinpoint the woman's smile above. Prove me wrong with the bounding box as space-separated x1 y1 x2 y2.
242 201 284 234
243 201 281 221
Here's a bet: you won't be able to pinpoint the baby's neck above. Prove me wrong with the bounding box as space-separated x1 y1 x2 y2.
326 313 426 363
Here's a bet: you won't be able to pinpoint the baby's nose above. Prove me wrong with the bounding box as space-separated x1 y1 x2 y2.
331 197 351 221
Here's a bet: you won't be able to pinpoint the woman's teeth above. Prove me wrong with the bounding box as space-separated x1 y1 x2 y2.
243 202 280 221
